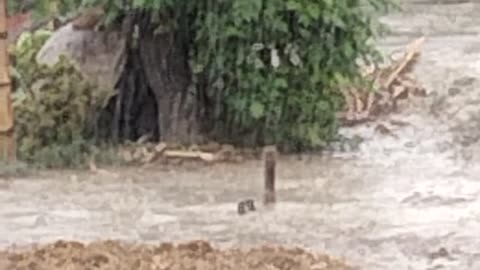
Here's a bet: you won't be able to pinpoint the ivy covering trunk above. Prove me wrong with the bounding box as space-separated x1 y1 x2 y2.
10 0 394 167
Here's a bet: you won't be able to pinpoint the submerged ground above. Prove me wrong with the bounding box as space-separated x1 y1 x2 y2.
2 0 480 269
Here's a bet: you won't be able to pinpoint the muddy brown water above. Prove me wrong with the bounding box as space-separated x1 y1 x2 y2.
3 0 480 269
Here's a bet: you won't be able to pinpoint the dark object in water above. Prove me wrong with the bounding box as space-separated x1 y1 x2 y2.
237 201 246 215
245 199 256 211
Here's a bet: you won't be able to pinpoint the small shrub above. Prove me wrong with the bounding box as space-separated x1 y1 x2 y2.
12 31 113 168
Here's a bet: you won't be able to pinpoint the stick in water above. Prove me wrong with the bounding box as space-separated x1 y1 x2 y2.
263 146 277 205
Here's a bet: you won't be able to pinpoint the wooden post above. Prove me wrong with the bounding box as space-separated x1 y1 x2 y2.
263 146 277 205
0 0 16 162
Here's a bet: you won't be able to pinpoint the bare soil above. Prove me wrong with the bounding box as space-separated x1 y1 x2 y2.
0 240 349 270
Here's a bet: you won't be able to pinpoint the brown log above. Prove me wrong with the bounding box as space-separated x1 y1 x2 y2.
163 150 216 163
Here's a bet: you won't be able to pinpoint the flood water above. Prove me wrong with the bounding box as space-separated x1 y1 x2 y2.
2 0 480 269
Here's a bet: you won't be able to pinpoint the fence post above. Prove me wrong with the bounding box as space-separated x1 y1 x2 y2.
263 146 277 205
0 0 16 162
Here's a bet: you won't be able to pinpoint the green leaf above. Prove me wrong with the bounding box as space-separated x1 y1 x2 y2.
273 78 288 89
316 100 330 112
307 4 320 19
250 102 265 119
308 126 324 146
331 14 346 29
286 1 302 11
225 26 245 38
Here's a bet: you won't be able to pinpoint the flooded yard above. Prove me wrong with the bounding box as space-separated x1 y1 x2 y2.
1 154 480 269
2 0 480 269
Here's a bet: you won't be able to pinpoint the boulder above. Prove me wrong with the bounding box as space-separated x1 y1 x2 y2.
36 23 126 92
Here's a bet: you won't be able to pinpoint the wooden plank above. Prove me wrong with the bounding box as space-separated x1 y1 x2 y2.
0 0 15 162
0 0 10 131
0 0 5 35
263 146 277 205
0 132 16 162
0 41 9 83
0 80 12 132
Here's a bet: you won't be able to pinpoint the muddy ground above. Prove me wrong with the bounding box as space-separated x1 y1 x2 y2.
2 0 480 269
0 240 349 270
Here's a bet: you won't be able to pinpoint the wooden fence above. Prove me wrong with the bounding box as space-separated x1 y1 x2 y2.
0 0 16 162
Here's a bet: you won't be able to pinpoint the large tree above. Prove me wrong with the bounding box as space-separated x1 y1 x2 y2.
14 0 393 149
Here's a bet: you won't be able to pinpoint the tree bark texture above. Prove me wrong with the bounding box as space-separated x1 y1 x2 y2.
104 12 202 145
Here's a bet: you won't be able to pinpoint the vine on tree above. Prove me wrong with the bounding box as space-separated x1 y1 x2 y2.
15 0 394 151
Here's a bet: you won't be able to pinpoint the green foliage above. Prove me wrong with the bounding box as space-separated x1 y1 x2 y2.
26 0 394 150
11 31 113 168
7 1 20 14
7 0 33 14
187 0 393 148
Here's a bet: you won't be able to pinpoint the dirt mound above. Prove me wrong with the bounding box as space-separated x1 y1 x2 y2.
0 240 350 270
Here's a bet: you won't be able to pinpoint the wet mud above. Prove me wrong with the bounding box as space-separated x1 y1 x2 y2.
0 240 349 270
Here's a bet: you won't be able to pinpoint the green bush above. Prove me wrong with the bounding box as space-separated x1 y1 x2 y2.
11 31 113 168
189 0 393 149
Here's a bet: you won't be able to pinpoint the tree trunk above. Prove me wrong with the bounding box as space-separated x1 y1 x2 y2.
108 13 202 145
